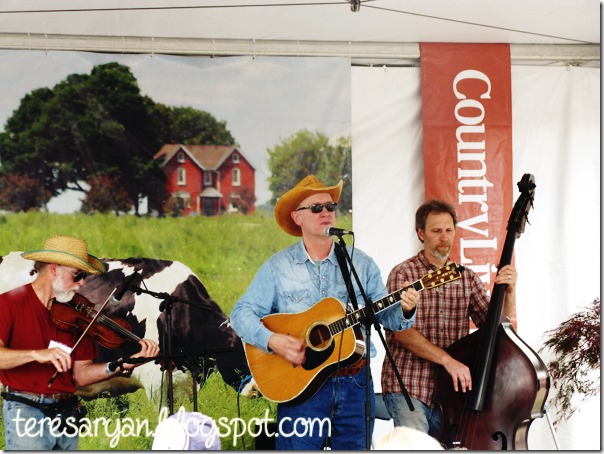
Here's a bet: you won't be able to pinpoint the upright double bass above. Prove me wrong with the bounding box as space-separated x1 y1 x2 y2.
434 174 550 450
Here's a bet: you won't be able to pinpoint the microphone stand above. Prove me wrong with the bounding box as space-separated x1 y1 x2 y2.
179 346 233 412
334 237 413 450
130 285 213 415
115 348 232 412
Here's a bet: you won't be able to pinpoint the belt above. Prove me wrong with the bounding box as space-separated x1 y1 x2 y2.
332 358 366 377
4 387 73 401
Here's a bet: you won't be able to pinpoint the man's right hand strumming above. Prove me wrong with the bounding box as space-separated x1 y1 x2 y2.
268 333 306 367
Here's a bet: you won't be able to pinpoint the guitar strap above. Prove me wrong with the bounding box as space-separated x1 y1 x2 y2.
334 242 359 311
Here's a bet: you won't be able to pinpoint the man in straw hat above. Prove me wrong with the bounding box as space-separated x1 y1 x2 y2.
230 175 419 450
0 235 159 450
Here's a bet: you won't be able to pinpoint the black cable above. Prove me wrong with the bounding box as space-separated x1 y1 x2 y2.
0 1 588 44
363 4 593 44
236 375 253 450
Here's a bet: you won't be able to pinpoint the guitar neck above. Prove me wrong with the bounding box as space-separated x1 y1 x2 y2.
328 262 462 337
328 278 423 337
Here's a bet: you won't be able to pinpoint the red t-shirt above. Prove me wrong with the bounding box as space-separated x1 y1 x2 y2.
0 284 97 394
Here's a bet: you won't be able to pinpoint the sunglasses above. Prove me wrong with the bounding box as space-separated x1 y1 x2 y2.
296 202 338 214
62 267 88 283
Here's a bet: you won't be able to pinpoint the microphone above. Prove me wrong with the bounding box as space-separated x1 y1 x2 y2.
106 356 127 374
109 272 139 306
324 226 354 237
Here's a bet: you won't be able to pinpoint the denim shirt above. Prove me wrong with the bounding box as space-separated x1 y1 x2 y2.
230 240 415 356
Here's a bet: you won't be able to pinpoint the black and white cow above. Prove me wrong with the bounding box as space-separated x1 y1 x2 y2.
0 252 250 400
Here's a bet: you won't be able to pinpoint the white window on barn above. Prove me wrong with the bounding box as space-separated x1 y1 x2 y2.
177 152 185 163
233 168 241 186
232 153 240 164
178 167 186 186
204 171 212 186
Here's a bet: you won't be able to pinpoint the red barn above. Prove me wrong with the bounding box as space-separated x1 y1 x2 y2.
154 144 256 216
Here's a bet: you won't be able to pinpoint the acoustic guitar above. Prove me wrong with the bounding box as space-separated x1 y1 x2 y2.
244 262 464 404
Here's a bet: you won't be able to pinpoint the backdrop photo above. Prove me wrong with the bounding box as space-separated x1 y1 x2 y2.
0 50 354 449
0 50 351 209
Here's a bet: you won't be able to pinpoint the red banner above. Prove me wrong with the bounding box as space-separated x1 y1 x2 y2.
420 43 513 291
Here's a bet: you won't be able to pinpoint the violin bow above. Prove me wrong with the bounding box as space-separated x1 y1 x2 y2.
47 288 117 387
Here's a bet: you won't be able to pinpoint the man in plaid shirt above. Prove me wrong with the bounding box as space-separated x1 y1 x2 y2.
380 200 517 437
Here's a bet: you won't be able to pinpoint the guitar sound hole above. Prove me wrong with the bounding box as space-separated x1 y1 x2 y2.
307 324 332 351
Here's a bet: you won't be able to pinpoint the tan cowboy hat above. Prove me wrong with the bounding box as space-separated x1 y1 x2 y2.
21 235 107 275
275 175 343 236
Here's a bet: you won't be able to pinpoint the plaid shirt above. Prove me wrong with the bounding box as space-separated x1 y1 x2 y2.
381 251 490 405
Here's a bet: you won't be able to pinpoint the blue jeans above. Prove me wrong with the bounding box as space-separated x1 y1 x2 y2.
3 394 79 450
276 369 375 450
383 393 442 438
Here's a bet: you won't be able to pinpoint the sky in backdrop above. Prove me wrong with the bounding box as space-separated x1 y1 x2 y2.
0 49 351 211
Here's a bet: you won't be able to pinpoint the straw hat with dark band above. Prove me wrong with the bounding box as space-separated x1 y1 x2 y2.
21 235 107 275
274 175 343 237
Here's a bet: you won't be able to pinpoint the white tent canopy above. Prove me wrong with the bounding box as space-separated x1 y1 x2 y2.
0 0 600 67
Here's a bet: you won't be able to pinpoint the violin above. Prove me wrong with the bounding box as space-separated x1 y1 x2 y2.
50 293 142 349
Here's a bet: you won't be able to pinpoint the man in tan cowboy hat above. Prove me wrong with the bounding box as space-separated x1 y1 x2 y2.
0 235 159 450
230 175 419 450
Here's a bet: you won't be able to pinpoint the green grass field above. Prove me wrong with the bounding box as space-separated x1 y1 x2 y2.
0 210 352 449
0 211 299 314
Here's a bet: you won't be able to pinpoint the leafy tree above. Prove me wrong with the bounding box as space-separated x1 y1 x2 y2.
0 62 236 215
267 130 351 212
324 136 352 212
235 187 256 215
0 174 52 212
166 195 185 218
0 63 160 214
80 174 133 215
158 106 235 145
539 298 600 422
